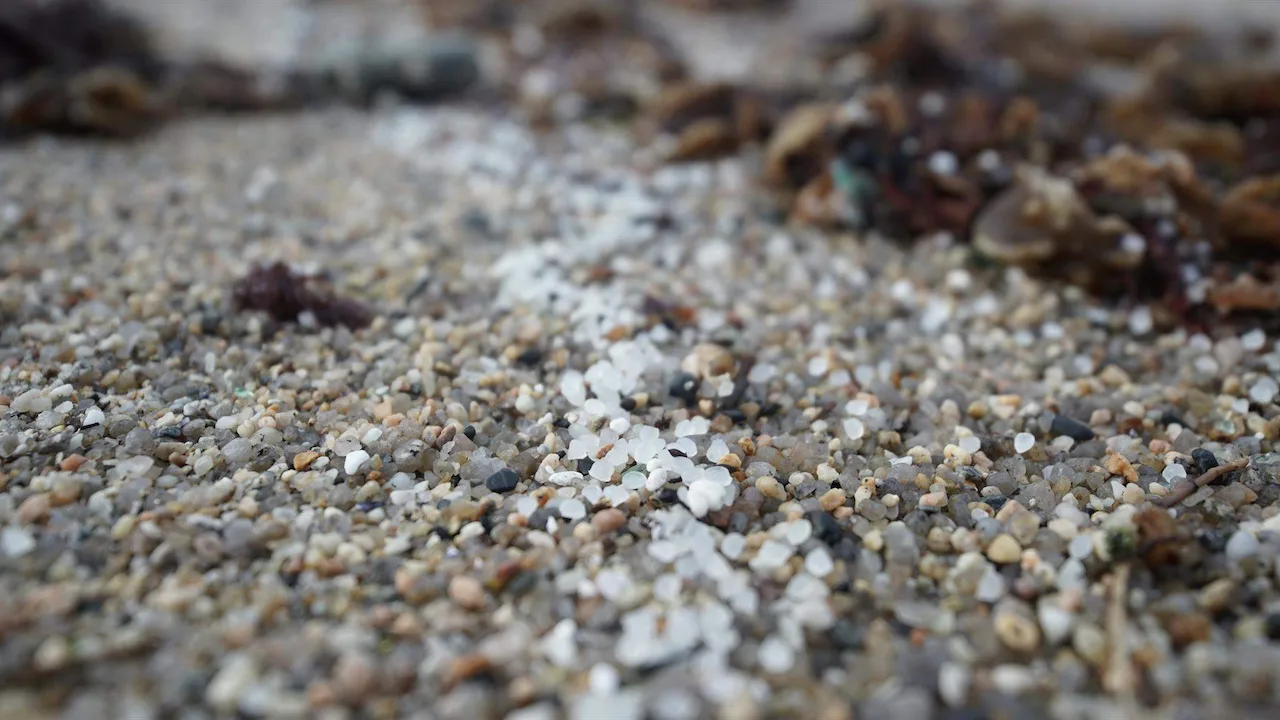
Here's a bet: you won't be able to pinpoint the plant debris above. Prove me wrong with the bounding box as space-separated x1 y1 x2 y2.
231 262 374 330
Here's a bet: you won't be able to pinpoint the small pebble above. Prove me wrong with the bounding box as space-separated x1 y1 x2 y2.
986 534 1022 564
448 575 487 611
486 468 521 493
344 449 371 475
1014 432 1034 454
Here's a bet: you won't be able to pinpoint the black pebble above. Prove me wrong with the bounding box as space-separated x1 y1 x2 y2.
463 425 476 440
620 396 637 411
759 401 782 417
1192 448 1219 474
668 372 699 405
986 495 1008 510
807 510 843 545
1198 529 1227 553
830 619 865 650
485 468 520 493
515 347 543 366
577 458 595 474
1049 414 1095 441
1265 613 1280 640
1160 411 1189 428
554 417 570 428
528 507 559 531
154 425 184 440
723 408 746 423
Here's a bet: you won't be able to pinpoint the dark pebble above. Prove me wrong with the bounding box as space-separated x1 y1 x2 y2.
1049 414 1095 441
830 619 865 650
668 372 699 405
1265 613 1280 640
1192 448 1219 475
1198 529 1228 553
576 458 595 474
515 347 543 366
1160 411 1190 428
463 425 476 440
620 396 637 411
485 468 520 493
527 507 560 531
807 510 843 545
153 425 184 440
985 495 1007 510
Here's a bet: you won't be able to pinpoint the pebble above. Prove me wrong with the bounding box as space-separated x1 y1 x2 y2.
938 662 971 707
17 493 52 524
1014 432 1035 454
919 491 948 509
486 468 521 493
995 609 1042 652
1037 604 1074 645
592 508 627 534
344 449 371 475
293 451 321 471
1 527 36 557
843 418 865 441
986 534 1022 564
756 476 786 501
206 655 259 712
819 488 847 512
449 575 487 611
1226 530 1260 560
1049 415 1095 441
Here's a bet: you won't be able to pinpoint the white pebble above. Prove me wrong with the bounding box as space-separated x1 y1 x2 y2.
82 406 105 427
1162 463 1187 482
721 533 746 560
749 540 793 572
1014 432 1035 455
706 439 730 464
1067 533 1094 560
560 371 587 407
1241 329 1267 352
1226 530 1260 561
588 663 620 695
785 520 813 546
805 547 834 577
517 496 538 517
938 662 971 708
343 449 370 475
1 527 36 557
1250 376 1278 405
548 471 584 486
361 427 382 445
560 498 586 521
843 417 865 441
757 636 795 674
845 399 870 416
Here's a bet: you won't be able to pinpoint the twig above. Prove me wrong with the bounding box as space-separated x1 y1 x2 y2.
1103 562 1135 701
1156 458 1250 508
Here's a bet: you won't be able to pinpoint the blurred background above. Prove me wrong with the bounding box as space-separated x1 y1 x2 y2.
107 0 1280 76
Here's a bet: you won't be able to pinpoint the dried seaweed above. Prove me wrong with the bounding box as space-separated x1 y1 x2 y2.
231 262 374 330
